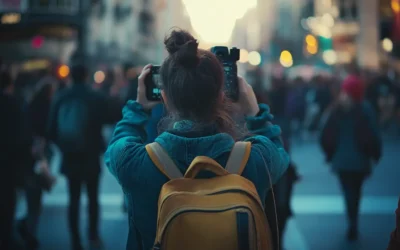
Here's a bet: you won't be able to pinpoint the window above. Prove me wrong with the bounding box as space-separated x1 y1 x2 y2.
29 0 78 13
114 4 132 22
337 0 358 20
138 10 154 36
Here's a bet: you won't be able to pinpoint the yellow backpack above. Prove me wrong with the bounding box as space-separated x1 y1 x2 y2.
145 141 273 250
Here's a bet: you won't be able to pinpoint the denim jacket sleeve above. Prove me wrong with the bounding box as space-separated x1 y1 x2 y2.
244 103 290 185
104 101 149 187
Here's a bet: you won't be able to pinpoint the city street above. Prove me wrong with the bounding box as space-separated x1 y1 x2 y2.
16 137 399 250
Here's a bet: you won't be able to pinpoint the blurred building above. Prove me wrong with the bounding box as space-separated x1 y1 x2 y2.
230 0 310 87
87 0 193 66
87 0 165 67
0 0 193 85
308 0 400 71
87 0 136 66
153 0 193 63
0 0 79 64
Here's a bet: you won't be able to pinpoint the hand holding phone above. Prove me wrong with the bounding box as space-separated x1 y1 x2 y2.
210 46 240 102
145 66 162 101
137 64 161 110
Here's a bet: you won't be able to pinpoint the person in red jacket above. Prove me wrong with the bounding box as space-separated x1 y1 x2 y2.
388 197 400 250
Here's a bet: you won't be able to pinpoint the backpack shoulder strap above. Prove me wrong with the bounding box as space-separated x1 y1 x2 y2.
145 142 183 180
225 141 252 175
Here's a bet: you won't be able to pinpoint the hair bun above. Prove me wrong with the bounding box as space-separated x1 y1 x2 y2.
164 30 199 68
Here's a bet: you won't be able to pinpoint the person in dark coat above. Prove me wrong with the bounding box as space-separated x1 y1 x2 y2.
47 64 121 250
0 70 32 250
18 80 56 250
320 75 382 241
263 77 300 250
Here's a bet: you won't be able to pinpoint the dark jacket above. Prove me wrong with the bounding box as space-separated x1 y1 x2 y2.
0 93 32 185
388 198 400 250
145 103 164 143
320 101 381 173
105 101 290 250
47 84 121 175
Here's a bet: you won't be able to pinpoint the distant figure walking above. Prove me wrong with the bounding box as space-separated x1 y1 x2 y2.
320 75 382 241
47 64 121 250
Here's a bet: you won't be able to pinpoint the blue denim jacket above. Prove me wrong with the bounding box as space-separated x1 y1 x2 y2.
105 101 290 250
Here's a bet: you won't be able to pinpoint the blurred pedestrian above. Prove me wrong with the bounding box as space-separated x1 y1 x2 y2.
17 80 57 250
265 78 301 250
387 197 400 250
47 64 121 250
0 70 32 250
320 75 382 241
285 77 307 138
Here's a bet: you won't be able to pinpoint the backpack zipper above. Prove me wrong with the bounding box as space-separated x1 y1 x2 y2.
156 205 258 249
158 188 263 216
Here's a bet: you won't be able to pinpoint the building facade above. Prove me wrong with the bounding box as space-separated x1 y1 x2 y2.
152 0 193 63
0 0 80 63
312 0 383 70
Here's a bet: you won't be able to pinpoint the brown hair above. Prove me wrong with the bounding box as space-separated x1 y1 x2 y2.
159 29 244 139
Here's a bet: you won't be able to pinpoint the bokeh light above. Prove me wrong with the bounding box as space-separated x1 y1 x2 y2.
321 13 334 28
382 38 393 52
392 0 400 13
239 49 249 63
58 65 70 78
182 0 257 44
306 34 317 46
322 50 337 65
248 51 261 66
279 50 293 68
32 36 44 49
307 45 318 55
318 26 332 38
94 71 106 84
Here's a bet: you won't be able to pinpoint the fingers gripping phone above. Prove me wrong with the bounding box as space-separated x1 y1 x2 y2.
145 66 162 101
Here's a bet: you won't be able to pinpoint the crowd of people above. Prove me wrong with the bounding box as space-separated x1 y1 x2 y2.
1 29 400 250
0 62 122 250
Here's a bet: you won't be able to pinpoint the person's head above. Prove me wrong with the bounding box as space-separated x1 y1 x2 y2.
339 75 364 110
0 70 13 93
159 29 240 136
70 64 88 84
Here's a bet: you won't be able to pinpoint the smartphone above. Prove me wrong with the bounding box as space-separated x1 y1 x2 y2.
145 66 162 101
210 46 240 101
